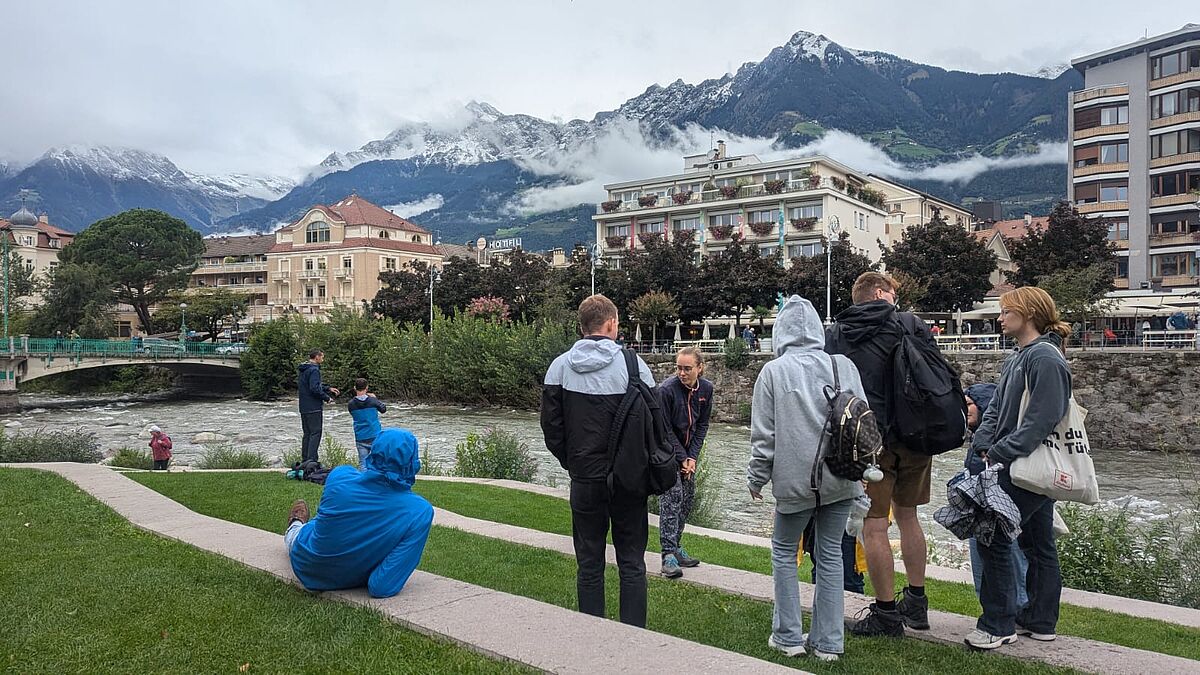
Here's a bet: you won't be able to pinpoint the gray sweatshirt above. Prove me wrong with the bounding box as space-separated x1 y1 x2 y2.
748 296 867 513
969 333 1072 467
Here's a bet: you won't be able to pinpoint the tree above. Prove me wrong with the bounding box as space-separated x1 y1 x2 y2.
783 232 876 320
152 288 250 341
890 270 929 313
1037 264 1117 345
466 296 511 322
700 235 785 331
622 232 705 324
29 263 115 338
881 207 997 312
1007 201 1117 297
481 248 550 322
241 317 299 400
61 209 205 333
373 261 433 328
435 256 486 316
2 247 38 307
627 291 680 344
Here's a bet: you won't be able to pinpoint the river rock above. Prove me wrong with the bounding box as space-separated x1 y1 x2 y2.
4 421 21 428
193 432 230 444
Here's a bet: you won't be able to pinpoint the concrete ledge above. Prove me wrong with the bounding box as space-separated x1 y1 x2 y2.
6 463 800 675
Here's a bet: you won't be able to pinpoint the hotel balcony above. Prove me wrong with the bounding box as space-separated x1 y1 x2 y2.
596 178 851 215
195 261 268 275
297 269 328 279
333 268 354 279
270 271 291 282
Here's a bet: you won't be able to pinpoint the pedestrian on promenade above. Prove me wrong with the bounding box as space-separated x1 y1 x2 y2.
748 295 868 662
964 287 1071 650
285 428 433 598
657 346 714 579
148 425 172 471
298 349 339 464
825 272 941 637
347 378 387 464
541 294 662 628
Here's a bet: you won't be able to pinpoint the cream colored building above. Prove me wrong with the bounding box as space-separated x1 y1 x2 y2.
188 234 273 322
0 206 75 303
593 145 974 267
267 195 442 318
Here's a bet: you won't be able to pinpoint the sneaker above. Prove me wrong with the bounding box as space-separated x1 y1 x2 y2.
287 499 309 526
676 547 701 568
896 587 930 630
1016 625 1057 642
800 634 839 662
767 635 806 657
661 554 683 579
850 603 905 638
964 628 1018 650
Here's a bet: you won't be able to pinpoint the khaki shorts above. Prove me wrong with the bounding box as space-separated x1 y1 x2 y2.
865 442 932 519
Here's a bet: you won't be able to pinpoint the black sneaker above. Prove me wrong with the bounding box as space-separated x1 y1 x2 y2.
850 603 905 638
676 547 700 568
896 588 930 630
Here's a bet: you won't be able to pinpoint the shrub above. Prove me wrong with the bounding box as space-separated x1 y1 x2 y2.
647 444 721 529
0 428 102 463
282 446 302 468
420 446 447 477
452 428 537 483
321 435 358 468
109 446 153 470
196 444 267 469
723 337 750 370
241 316 300 400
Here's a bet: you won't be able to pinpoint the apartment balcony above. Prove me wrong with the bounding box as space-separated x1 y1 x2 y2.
1073 84 1129 104
298 269 328 279
192 282 267 293
1073 124 1128 141
195 261 268 275
1161 274 1200 288
270 271 291 282
602 235 631 250
1111 239 1129 250
1150 194 1198 209
1078 201 1127 214
1150 111 1200 130
1150 231 1200 247
595 178 834 215
334 268 354 279
295 296 330 306
1074 162 1128 177
1150 152 1200 169
1113 278 1130 290
1151 70 1200 92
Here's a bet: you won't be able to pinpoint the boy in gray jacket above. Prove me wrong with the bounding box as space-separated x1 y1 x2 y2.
748 296 867 663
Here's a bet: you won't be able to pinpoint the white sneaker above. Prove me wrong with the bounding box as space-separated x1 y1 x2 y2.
964 628 1018 650
1016 626 1057 642
799 634 839 662
768 635 806 657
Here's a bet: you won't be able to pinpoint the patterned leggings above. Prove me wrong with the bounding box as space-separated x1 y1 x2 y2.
658 473 695 555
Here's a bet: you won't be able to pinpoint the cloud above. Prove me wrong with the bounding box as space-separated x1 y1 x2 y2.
384 194 445 218
506 123 1066 215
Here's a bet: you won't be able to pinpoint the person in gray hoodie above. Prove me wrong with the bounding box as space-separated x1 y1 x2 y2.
748 295 867 662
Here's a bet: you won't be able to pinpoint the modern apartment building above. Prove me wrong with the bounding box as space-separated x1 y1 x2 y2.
188 234 273 322
1070 24 1200 291
267 195 442 318
593 144 972 266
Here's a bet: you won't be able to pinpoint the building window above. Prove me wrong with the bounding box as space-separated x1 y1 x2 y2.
23 258 33 273
638 220 664 234
763 170 790 181
19 236 33 246
48 260 58 273
1117 258 1128 278
787 242 825 258
342 256 352 269
708 213 737 228
305 219 330 244
788 203 823 220
49 239 59 249
748 209 779 224
1099 105 1128 126
318 285 326 298
1152 89 1200 119
605 223 630 237
383 257 398 271
1099 183 1128 202
1151 170 1200 196
1152 49 1200 79
304 285 315 299
617 190 640 203
672 217 701 232
1100 142 1128 163
1151 129 1200 158
1152 253 1195 277
1107 221 1129 240
379 230 390 239
758 245 777 257
412 235 422 243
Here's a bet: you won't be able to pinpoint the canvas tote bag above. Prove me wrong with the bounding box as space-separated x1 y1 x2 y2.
1009 363 1100 505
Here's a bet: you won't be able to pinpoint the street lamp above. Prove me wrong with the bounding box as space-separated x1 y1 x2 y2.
179 303 188 346
824 215 841 326
266 300 275 322
428 266 441 328
589 243 602 296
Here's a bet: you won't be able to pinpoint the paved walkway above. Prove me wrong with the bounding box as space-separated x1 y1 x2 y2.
420 475 1200 630
9 463 801 675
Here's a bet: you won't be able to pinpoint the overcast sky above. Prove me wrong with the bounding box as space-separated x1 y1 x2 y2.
0 1 1181 178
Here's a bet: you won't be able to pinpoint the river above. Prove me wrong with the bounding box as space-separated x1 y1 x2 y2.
9 395 1194 564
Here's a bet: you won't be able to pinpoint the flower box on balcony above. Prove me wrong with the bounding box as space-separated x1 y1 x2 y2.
637 232 663 246
605 235 628 248
748 221 775 236
807 174 821 189
671 191 693 205
790 218 817 232
830 176 846 191
637 195 658 207
764 179 787 195
708 225 734 240
718 186 740 200
846 184 860 200
601 200 621 213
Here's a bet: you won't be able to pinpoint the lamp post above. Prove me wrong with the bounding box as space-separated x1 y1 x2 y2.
179 302 188 346
824 215 841 326
428 265 441 328
266 301 275 322
589 243 601 296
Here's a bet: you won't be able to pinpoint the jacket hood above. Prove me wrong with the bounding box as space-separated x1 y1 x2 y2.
834 300 899 344
773 295 825 356
566 337 622 373
965 383 997 417
298 362 319 373
362 428 420 489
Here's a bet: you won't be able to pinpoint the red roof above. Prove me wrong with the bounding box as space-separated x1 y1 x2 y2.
295 195 429 235
0 217 75 249
973 216 1048 242
268 237 441 256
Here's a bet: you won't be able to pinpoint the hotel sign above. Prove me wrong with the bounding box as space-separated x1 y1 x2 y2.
489 237 522 250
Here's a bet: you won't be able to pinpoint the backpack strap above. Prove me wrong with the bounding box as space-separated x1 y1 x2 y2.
604 348 643 492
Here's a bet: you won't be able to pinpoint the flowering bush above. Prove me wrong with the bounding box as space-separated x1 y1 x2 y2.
672 191 693 205
830 176 846 191
466 295 511 323
718 185 740 200
637 195 658 207
858 186 887 209
601 200 621 213
638 232 663 246
605 234 628 248
748 221 775 236
791 217 817 231
708 224 734 239
764 179 787 194
807 174 821 189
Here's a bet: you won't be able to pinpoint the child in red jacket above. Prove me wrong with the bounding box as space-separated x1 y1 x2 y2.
149 425 172 470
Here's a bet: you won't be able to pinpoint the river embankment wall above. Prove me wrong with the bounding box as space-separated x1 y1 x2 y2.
643 350 1200 454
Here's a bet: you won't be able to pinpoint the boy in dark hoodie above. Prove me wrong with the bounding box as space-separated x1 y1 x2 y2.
298 349 339 464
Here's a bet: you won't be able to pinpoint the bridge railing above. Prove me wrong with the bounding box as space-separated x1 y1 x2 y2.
0 338 246 360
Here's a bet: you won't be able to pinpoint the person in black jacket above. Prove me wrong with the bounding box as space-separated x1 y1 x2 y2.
656 346 714 579
824 272 939 638
540 294 657 628
298 349 339 464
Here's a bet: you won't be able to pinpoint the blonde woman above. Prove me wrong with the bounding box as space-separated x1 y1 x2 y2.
965 287 1072 650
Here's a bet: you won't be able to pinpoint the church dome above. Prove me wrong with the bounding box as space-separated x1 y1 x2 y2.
8 206 37 226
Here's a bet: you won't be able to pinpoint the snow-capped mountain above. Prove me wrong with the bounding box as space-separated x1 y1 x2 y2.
184 171 296 202
1031 63 1072 79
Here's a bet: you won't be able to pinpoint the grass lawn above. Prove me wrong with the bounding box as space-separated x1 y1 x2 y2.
0 468 527 674
131 472 1086 674
132 472 1200 663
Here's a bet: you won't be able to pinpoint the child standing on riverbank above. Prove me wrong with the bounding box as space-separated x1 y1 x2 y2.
148 425 172 470
348 378 387 464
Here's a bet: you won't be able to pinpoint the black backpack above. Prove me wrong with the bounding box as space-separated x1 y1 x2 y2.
889 318 968 455
606 348 679 497
818 354 883 483
296 460 332 485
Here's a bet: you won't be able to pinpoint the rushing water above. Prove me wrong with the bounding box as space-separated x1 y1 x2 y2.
9 394 1194 562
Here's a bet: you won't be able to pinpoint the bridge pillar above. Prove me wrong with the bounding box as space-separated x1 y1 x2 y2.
0 366 18 411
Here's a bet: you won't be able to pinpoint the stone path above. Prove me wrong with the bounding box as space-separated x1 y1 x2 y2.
420 475 1200 630
9 463 801 675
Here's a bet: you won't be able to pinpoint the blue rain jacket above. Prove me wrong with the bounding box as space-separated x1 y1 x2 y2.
289 428 434 597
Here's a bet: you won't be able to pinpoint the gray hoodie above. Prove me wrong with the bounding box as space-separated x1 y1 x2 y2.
748 296 867 513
